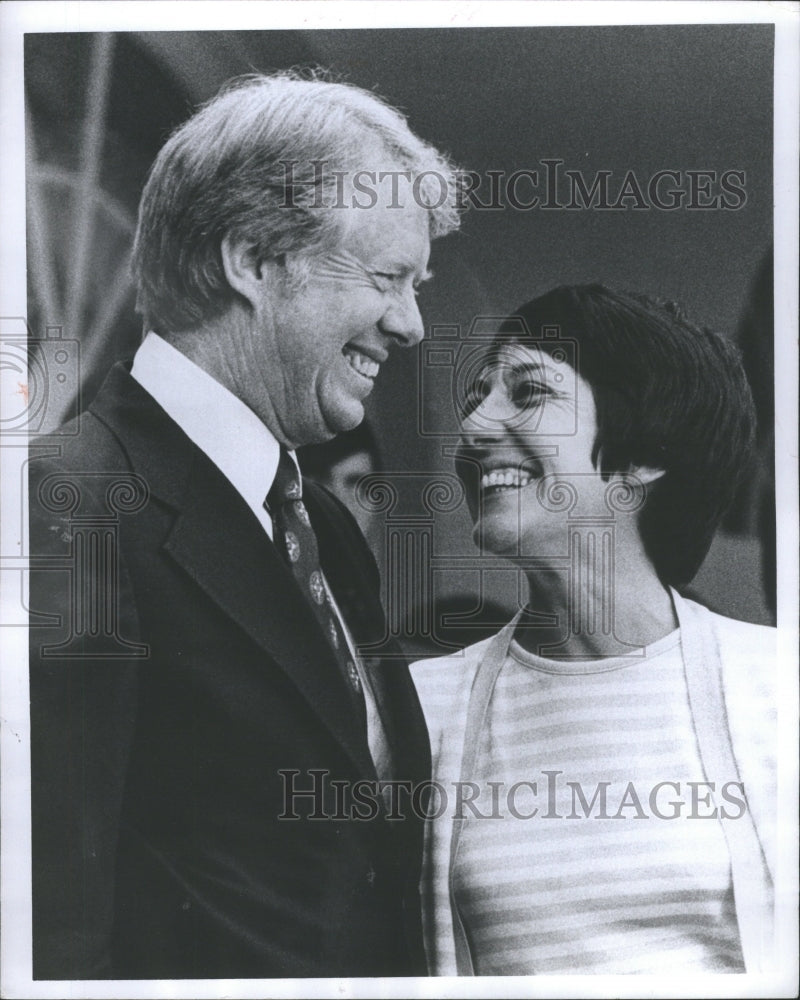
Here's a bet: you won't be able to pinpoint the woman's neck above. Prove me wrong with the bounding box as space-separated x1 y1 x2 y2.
515 535 677 660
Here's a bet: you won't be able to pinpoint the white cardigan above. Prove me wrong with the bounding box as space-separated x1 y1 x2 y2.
411 594 776 975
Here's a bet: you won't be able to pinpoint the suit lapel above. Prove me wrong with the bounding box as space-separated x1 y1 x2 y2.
90 365 377 779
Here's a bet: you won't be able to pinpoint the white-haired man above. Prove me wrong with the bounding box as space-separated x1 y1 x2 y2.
28 73 459 979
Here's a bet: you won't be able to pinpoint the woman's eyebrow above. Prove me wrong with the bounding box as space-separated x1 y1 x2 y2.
506 361 555 378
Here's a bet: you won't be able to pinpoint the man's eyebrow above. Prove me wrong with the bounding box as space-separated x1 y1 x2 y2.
372 254 432 280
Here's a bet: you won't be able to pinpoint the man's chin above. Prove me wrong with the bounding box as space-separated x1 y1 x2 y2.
320 400 365 440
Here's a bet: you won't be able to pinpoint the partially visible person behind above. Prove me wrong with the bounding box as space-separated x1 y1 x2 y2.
299 421 384 562
299 429 509 659
728 248 775 615
412 285 775 976
28 71 460 980
686 250 775 624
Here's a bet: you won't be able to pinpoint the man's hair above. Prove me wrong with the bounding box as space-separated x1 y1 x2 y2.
490 284 756 586
131 71 461 333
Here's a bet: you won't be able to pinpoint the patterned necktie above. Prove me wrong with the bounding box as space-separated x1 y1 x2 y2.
266 447 367 725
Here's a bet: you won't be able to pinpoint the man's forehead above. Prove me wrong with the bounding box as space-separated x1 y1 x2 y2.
336 190 431 267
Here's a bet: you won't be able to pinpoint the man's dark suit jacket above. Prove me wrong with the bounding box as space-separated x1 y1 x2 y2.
28 363 431 980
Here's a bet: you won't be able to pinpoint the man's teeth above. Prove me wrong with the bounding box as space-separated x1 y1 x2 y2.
481 468 536 491
344 348 379 379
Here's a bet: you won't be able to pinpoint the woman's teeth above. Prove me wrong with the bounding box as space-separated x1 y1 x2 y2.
481 468 536 492
344 348 379 379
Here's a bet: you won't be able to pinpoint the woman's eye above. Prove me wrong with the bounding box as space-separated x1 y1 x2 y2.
511 381 549 409
462 378 490 416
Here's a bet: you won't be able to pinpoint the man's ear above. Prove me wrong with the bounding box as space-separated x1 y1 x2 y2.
632 465 666 486
220 234 270 310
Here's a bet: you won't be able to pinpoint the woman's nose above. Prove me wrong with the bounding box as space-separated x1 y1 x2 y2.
460 384 517 446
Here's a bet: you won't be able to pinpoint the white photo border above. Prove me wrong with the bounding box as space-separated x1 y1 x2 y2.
1 3 797 998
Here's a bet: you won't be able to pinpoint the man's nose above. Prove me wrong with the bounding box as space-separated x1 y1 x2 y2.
378 287 424 347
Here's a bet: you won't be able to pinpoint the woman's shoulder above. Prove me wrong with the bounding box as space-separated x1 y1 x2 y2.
683 599 779 877
683 598 776 707
409 634 500 739
410 634 500 764
410 634 496 693
683 597 776 657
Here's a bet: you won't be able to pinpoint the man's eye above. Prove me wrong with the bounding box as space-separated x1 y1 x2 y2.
372 271 426 297
371 271 400 286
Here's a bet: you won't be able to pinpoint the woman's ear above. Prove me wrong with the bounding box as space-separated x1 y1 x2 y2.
220 234 267 310
597 448 666 489
632 465 666 486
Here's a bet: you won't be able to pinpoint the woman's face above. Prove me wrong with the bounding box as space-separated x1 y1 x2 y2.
456 343 609 557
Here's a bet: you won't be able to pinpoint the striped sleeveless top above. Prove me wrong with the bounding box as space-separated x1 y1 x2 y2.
417 630 745 974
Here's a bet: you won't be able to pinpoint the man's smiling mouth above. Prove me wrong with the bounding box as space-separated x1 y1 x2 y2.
343 345 381 380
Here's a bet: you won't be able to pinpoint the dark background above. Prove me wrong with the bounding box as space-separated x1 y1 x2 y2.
24 26 775 626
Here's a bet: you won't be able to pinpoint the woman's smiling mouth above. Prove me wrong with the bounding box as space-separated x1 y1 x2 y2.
480 459 544 497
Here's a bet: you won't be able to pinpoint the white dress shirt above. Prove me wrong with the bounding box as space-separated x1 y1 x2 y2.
132 331 280 538
131 332 391 779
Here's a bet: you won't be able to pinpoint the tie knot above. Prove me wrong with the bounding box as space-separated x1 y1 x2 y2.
268 447 302 509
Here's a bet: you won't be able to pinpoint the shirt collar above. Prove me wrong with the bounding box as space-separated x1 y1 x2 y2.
130 332 296 519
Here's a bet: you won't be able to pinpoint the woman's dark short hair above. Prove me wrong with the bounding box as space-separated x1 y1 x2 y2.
131 72 460 334
490 284 756 586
